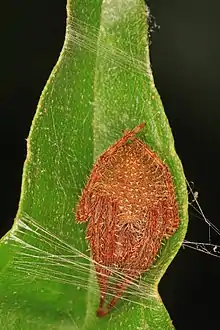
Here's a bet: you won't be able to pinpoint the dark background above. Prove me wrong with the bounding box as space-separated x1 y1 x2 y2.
1 1 220 329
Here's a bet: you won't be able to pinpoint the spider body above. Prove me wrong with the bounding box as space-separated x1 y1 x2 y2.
75 123 179 317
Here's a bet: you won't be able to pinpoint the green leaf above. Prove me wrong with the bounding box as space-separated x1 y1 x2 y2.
0 0 188 329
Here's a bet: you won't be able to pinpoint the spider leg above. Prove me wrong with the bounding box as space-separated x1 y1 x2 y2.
75 186 92 222
95 265 112 313
86 196 111 313
86 195 118 316
109 273 137 308
162 200 179 238
75 169 102 223
97 271 138 317
87 196 117 264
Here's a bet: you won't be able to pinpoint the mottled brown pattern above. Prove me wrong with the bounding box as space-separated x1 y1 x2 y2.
75 123 179 317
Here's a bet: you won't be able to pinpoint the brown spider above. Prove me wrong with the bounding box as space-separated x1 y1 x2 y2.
75 123 179 317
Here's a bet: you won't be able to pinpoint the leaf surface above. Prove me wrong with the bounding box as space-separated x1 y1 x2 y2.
0 0 188 329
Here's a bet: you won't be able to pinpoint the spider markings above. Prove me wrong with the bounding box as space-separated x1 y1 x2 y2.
75 122 179 317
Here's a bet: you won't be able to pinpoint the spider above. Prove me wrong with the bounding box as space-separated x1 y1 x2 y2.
75 122 179 317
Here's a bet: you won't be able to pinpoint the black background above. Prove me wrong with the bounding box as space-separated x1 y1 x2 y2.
1 1 220 329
